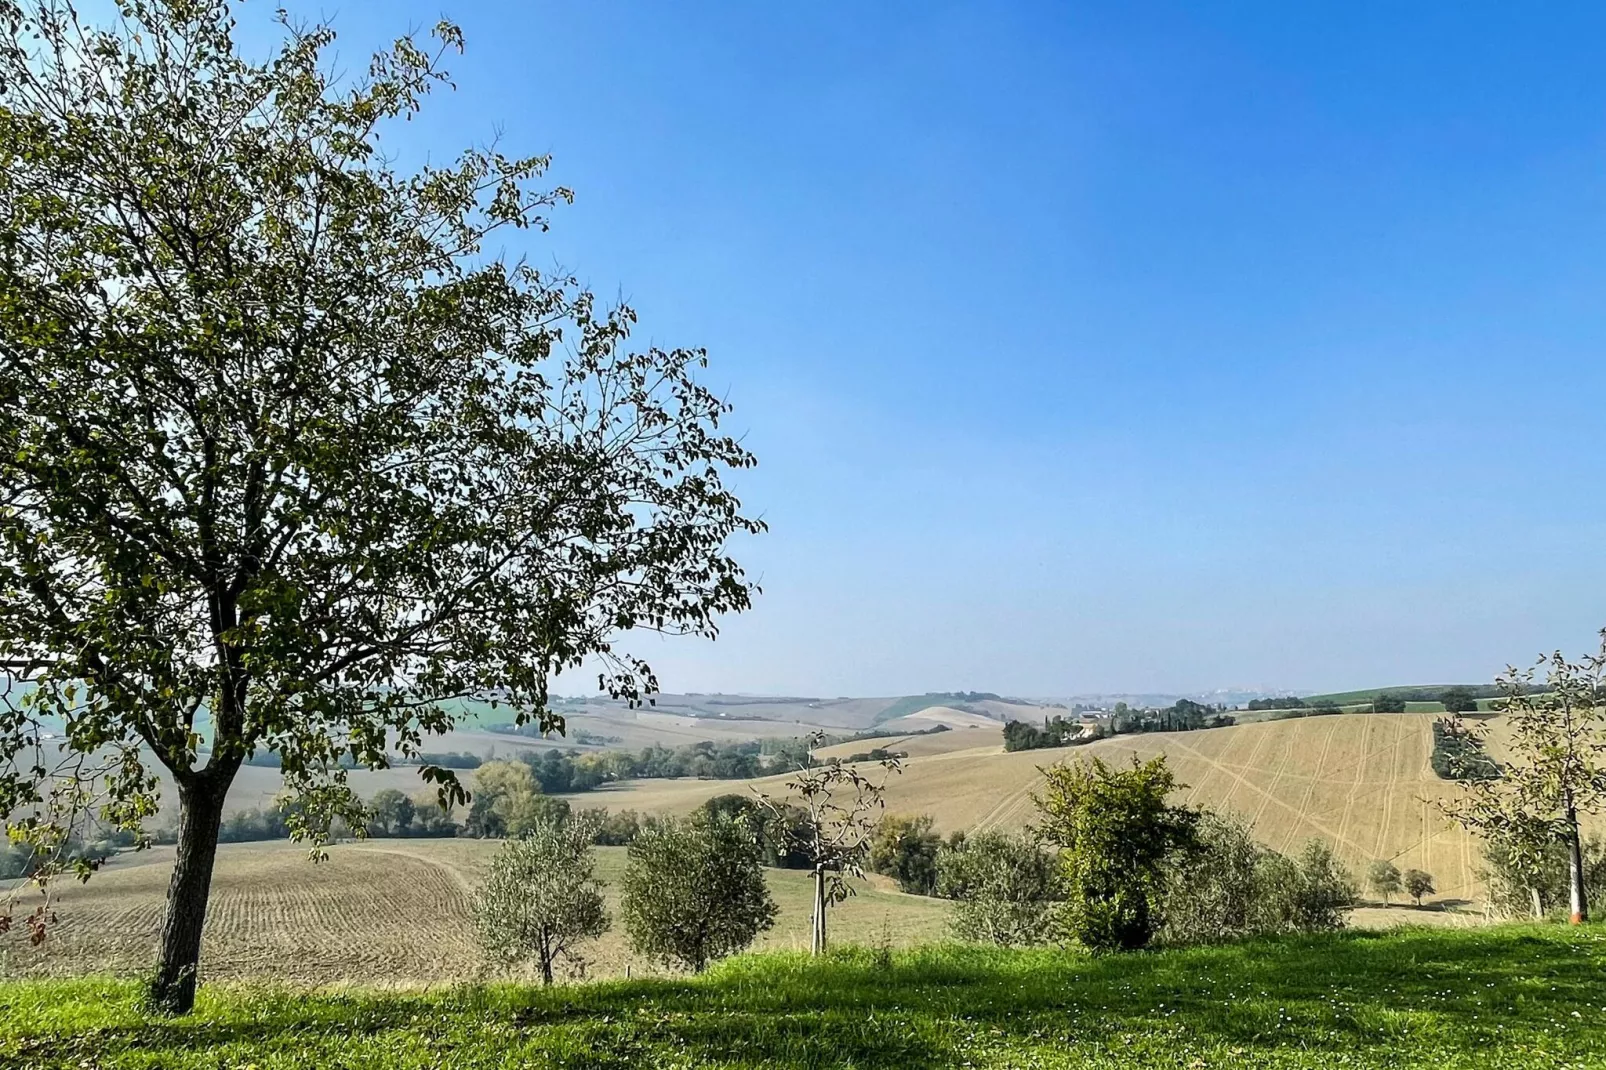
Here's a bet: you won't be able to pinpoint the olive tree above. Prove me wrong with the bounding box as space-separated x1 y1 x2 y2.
620 811 777 973
1439 634 1606 925
0 1 758 1013
473 815 609 985
934 829 1064 946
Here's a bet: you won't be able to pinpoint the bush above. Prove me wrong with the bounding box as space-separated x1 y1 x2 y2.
1035 755 1198 951
621 811 777 972
584 808 643 846
1159 815 1360 945
1481 835 1606 918
1257 840 1358 933
1158 812 1265 945
935 830 1065 946
472 816 610 984
868 814 943 895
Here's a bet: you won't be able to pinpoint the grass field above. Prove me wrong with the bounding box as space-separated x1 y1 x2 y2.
5 925 1604 1068
0 840 950 984
571 713 1566 903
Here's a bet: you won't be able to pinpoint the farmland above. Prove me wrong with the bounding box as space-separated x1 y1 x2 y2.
8 926 1606 1069
0 840 950 985
572 713 1540 901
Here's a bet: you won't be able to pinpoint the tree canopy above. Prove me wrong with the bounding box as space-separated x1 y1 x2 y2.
0 0 758 1012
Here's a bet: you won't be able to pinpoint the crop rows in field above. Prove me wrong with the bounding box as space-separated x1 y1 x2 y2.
1 839 950 985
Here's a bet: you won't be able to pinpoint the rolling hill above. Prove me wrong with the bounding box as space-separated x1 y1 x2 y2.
567 712 1532 902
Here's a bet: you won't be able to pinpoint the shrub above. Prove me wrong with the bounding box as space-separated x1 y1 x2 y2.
1158 812 1265 945
1035 755 1198 951
584 808 643 846
1257 840 1358 933
621 811 777 972
472 816 610 984
868 814 943 895
935 829 1065 946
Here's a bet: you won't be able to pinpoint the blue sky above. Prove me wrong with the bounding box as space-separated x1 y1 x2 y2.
277 2 1606 696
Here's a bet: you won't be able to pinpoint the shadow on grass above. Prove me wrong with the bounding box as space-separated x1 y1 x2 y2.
9 925 1605 1067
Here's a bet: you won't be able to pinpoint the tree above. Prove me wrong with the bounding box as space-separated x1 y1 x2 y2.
0 1 759 1013
365 789 415 838
1438 687 1479 715
1403 868 1435 907
1367 859 1402 905
620 811 776 973
1373 693 1408 714
1439 634 1606 925
756 735 901 954
1158 811 1267 945
868 814 943 895
472 815 609 985
1259 840 1357 932
1034 755 1198 951
935 829 1065 946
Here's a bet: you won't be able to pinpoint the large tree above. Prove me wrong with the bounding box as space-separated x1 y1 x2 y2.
0 0 758 1013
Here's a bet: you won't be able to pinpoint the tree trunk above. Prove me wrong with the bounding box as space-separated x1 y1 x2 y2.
811 867 826 956
1529 885 1544 921
148 780 227 1014
1567 807 1588 925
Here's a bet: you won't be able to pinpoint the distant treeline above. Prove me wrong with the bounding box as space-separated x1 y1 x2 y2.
1004 700 1236 753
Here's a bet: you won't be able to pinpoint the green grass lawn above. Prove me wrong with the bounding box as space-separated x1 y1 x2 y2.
5 925 1604 1069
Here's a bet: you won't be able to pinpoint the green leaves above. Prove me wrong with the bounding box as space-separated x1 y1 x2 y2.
0 0 758 896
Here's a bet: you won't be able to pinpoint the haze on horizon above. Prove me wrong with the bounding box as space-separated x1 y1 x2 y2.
287 1 1606 698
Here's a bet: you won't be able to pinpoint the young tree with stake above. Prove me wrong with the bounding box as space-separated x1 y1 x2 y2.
0 1 759 1013
1438 634 1606 926
757 733 901 955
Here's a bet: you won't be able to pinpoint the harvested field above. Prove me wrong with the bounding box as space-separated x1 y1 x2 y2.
574 714 1546 902
0 839 950 984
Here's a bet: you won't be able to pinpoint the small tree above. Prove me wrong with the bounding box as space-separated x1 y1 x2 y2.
1438 687 1479 715
868 814 943 896
756 735 901 954
935 829 1065 946
620 811 776 973
473 816 609 985
1403 868 1435 907
1367 859 1402 905
1439 634 1606 925
1034 754 1198 951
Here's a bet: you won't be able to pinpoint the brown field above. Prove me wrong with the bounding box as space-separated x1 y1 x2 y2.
0 839 951 985
569 713 1541 902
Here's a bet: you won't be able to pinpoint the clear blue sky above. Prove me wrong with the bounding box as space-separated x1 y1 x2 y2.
282 2 1606 696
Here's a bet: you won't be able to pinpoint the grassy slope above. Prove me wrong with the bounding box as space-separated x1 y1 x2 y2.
5 926 1604 1068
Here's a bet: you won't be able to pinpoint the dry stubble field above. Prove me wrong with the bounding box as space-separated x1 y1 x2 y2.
0 839 950 985
579 713 1542 902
